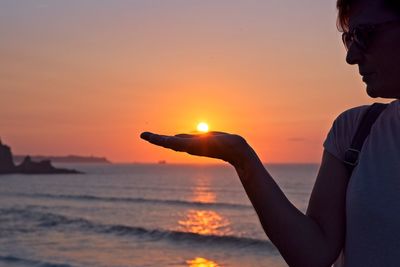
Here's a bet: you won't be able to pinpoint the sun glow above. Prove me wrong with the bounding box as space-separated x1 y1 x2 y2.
197 122 209 133
186 257 220 267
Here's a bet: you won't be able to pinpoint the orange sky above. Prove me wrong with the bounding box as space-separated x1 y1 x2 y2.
0 1 388 163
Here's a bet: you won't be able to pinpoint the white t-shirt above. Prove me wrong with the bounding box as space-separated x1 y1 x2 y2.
324 99 400 267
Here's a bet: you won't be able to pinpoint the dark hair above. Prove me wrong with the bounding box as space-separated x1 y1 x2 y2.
336 0 351 32
337 0 400 32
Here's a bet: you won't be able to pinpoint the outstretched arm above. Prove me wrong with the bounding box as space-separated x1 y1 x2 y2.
140 131 349 267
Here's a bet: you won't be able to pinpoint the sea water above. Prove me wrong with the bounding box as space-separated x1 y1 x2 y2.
0 163 318 267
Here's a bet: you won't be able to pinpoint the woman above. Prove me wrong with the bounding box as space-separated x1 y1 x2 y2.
141 0 400 266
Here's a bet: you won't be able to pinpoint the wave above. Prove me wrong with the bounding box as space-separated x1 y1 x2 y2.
0 208 275 252
0 255 74 267
102 225 274 250
12 192 252 210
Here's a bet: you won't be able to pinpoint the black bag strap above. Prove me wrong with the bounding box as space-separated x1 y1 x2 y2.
344 103 388 173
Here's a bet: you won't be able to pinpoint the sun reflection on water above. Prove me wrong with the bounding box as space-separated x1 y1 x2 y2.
191 174 216 204
192 187 216 203
186 257 220 267
177 173 232 235
178 209 231 235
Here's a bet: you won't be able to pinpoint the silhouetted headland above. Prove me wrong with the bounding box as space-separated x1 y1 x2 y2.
0 139 82 174
13 155 110 164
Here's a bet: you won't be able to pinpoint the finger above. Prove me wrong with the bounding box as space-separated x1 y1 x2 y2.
140 132 153 141
169 135 215 156
141 132 220 158
163 136 194 152
172 135 212 155
174 134 196 138
141 132 192 152
159 135 205 154
141 132 170 145
209 131 229 135
146 133 171 147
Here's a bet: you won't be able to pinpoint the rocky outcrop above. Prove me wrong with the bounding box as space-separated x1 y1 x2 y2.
0 141 15 173
0 139 81 174
15 156 81 174
13 155 111 164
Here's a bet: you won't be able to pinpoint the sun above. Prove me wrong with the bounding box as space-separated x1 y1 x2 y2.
197 122 209 133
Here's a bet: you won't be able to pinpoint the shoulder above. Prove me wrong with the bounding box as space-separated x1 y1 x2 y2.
323 105 370 162
336 101 396 128
331 105 371 141
334 105 370 126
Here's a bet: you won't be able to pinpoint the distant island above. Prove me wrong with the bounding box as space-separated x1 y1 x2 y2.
13 155 111 164
0 139 82 174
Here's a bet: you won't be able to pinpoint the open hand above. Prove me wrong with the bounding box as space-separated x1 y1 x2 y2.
140 131 252 167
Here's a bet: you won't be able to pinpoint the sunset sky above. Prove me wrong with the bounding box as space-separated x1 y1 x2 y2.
0 0 383 163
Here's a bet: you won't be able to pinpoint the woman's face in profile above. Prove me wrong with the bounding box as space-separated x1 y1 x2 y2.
346 0 400 98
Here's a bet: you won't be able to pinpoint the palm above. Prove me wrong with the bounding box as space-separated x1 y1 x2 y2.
140 131 248 165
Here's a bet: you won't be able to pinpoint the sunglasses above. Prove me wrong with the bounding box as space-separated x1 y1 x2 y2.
342 20 400 51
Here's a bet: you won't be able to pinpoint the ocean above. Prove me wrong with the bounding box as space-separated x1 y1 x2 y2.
0 163 318 267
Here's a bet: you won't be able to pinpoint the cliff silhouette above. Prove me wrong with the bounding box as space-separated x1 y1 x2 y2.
0 139 81 174
13 155 111 164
